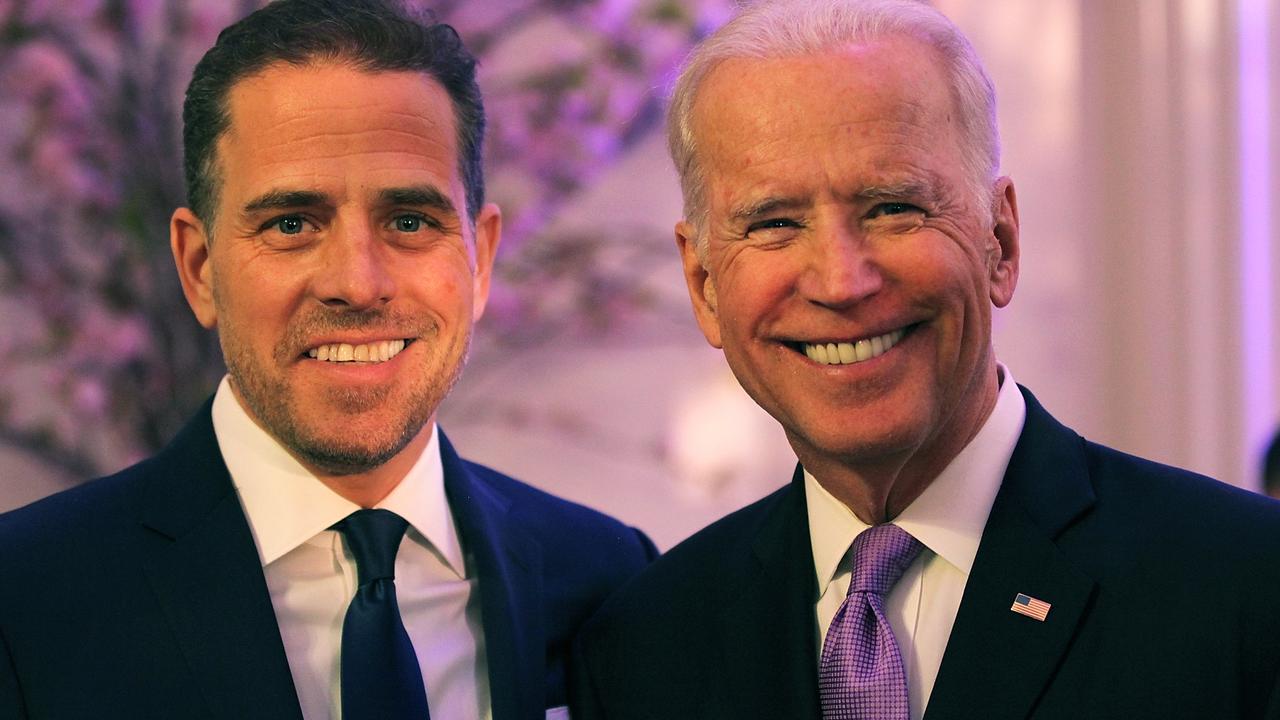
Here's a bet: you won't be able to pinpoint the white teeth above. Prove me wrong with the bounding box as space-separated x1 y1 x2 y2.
854 339 872 362
837 342 856 364
802 329 905 366
306 339 407 364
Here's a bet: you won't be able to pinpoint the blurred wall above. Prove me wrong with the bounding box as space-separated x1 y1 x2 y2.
944 0 1280 488
2 0 1277 550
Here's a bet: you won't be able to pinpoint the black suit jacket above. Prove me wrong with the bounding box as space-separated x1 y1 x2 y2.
0 400 656 719
572 386 1280 719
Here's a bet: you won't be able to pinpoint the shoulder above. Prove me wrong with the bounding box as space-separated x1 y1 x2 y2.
1081 439 1280 551
582 482 794 632
1013 390 1280 587
0 458 154 556
572 482 802 716
0 403 221 563
458 456 658 569
1015 385 1280 549
642 482 792 584
0 457 163 620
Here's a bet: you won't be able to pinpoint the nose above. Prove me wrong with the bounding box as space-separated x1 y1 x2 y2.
798 224 883 309
311 218 396 310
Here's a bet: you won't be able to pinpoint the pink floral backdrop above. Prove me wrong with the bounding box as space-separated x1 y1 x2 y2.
0 0 729 477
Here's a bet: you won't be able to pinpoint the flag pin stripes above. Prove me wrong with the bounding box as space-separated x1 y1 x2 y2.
1010 593 1051 621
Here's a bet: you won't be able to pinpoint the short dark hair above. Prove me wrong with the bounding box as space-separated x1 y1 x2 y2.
182 0 485 232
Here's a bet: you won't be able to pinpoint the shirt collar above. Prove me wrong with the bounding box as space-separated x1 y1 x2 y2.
210 376 465 577
807 364 1027 590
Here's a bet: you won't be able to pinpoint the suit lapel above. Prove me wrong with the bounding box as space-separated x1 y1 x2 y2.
137 403 303 720
712 467 822 719
440 432 545 720
925 387 1097 720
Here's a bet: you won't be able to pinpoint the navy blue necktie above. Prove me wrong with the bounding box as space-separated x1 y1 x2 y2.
334 509 431 720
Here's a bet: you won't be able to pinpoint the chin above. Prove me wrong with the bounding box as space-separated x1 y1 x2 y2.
290 425 419 476
788 414 930 466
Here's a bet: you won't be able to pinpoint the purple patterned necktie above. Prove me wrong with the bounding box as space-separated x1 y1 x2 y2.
819 523 925 720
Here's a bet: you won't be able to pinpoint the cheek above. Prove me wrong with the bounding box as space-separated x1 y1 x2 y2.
717 256 797 314
896 238 986 297
405 262 478 324
212 257 307 335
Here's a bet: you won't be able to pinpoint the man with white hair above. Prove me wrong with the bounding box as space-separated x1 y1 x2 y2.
571 1 1280 718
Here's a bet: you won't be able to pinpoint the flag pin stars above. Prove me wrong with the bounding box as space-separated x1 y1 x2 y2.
1010 592 1051 621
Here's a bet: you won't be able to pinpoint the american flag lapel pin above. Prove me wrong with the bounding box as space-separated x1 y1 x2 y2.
1010 592 1051 621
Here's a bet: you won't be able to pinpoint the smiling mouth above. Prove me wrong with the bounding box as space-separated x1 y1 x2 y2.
306 339 410 363
790 327 908 366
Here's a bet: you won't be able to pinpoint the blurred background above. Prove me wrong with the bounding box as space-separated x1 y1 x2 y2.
0 0 1277 549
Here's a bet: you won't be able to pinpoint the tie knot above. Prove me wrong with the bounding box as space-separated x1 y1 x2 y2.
335 509 408 587
848 524 923 596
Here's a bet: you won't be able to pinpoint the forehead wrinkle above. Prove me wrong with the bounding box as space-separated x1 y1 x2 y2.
252 150 450 167
706 96 936 152
253 131 453 158
709 120 945 193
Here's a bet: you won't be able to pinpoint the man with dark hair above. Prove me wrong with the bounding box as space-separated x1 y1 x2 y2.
0 2 654 718
571 0 1280 718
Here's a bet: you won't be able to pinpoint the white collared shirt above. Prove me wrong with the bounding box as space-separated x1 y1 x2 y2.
211 377 491 720
807 364 1026 720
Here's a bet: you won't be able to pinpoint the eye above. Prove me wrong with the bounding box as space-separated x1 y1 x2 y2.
394 215 423 232
868 202 923 219
746 217 804 235
272 215 306 235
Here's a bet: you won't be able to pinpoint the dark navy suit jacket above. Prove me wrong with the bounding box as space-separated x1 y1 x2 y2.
0 401 656 719
572 387 1280 719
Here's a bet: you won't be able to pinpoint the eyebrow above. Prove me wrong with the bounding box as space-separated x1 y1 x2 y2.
240 185 458 216
243 189 330 214
729 196 812 223
378 185 457 215
854 179 944 205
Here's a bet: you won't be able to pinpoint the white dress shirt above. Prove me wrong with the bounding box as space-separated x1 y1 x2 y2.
211 377 492 720
807 365 1026 720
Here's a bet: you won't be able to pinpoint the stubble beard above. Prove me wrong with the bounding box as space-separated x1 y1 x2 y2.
219 308 470 476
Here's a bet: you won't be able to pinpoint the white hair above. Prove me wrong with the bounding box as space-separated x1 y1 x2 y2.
667 0 1000 251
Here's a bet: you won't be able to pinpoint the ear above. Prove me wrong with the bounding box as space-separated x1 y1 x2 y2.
170 207 218 328
987 177 1020 308
675 220 723 348
469 202 502 321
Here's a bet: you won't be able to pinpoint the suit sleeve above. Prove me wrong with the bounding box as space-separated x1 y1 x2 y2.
0 625 28 719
